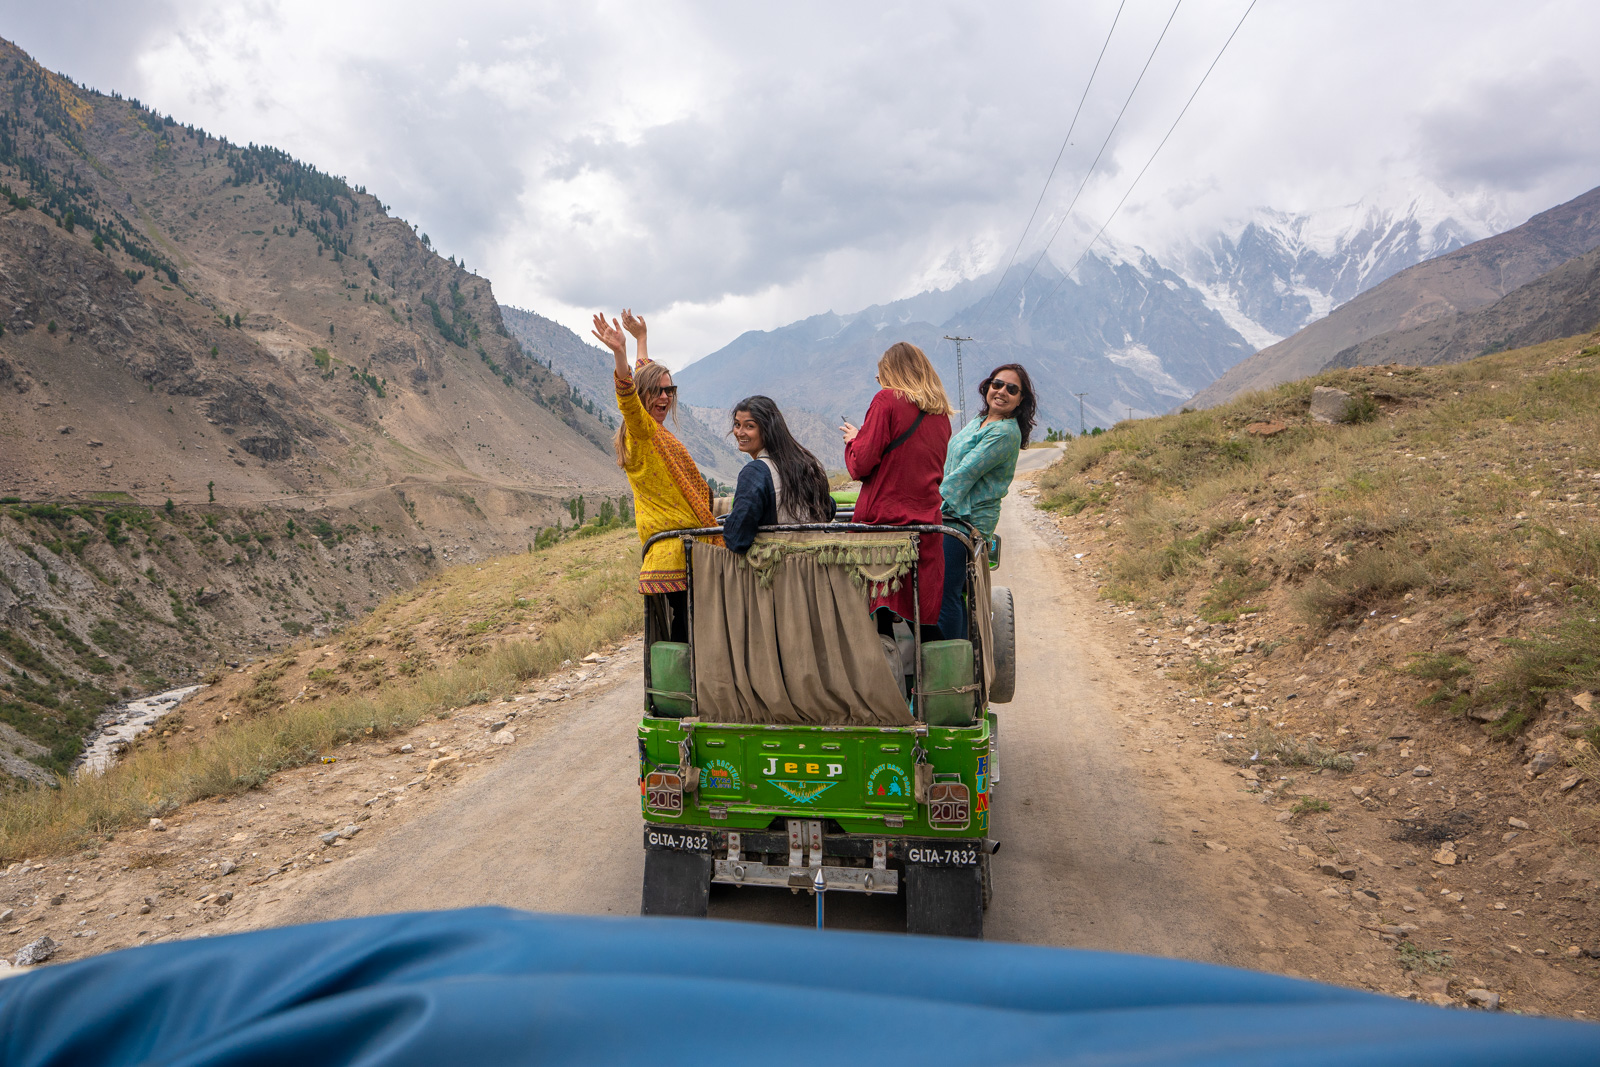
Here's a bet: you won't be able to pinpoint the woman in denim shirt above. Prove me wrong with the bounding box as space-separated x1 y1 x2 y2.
938 363 1035 639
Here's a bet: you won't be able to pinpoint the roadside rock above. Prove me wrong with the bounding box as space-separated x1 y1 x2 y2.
1310 386 1353 423
492 730 516 745
1508 817 1530 830
218 860 237 876
1411 766 1432 777
1432 842 1458 866
149 818 167 832
1245 421 1289 437
1526 750 1560 778
1414 975 1449 997
14 936 57 966
1464 988 1501 1011
1317 861 1357 880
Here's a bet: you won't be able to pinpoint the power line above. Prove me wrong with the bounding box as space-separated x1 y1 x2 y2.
989 0 1183 323
1028 0 1259 323
971 0 1127 325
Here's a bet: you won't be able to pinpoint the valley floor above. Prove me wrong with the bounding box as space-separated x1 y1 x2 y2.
4 450 1597 1019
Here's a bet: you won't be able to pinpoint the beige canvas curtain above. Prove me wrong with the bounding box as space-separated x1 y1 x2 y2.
691 537 914 726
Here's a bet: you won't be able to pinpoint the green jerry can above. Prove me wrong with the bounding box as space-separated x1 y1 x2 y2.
920 639 976 726
649 641 693 717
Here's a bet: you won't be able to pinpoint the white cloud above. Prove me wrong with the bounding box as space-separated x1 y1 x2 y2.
5 0 1600 366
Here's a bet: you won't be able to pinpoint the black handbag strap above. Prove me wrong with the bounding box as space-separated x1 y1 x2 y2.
880 409 926 457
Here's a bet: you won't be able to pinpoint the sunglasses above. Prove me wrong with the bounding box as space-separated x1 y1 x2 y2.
650 385 679 397
983 379 1021 397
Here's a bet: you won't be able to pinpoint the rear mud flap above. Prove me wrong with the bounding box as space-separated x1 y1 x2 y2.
905 864 983 939
641 849 713 918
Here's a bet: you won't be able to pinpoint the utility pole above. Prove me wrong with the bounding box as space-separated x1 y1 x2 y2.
944 335 974 424
1074 392 1087 435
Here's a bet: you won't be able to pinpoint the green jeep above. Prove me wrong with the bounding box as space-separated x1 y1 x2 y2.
637 508 1015 937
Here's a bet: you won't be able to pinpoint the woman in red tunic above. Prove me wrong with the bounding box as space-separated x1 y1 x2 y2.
841 341 953 637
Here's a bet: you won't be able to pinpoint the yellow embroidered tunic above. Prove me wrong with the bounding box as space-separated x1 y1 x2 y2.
615 364 720 593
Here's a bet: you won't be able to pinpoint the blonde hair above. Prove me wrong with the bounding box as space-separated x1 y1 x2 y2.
877 342 952 415
613 361 677 467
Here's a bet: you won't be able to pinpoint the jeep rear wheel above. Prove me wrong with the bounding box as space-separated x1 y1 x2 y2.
989 585 1016 704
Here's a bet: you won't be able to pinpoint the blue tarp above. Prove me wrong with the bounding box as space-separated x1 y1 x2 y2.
2 907 1596 1065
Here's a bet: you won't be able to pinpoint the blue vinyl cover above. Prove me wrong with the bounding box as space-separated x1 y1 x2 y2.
1 907 1596 1066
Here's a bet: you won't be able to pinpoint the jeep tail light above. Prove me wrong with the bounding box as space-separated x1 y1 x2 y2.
927 780 970 828
645 771 683 814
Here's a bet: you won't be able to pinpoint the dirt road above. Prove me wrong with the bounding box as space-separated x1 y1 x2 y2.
27 446 1594 1013
221 445 1254 963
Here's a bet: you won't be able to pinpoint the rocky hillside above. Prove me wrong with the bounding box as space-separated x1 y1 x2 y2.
499 305 744 483
1033 334 1600 1009
1330 245 1600 370
1188 184 1600 407
0 39 626 784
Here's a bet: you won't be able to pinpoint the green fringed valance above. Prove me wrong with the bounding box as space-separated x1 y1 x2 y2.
740 530 918 598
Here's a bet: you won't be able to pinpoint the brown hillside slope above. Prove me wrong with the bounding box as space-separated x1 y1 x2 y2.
0 38 622 511
0 39 626 783
1330 245 1600 370
1188 185 1600 408
1036 335 1600 1011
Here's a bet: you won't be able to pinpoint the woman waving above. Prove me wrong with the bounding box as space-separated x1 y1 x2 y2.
592 310 719 642
841 341 953 638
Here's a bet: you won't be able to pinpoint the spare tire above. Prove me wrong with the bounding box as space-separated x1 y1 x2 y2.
989 585 1016 703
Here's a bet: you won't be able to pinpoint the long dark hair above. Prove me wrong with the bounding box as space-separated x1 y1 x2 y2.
731 396 833 523
977 363 1037 445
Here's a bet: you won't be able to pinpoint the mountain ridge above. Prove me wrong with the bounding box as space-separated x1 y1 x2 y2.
1327 244 1600 370
1185 183 1600 408
0 38 624 783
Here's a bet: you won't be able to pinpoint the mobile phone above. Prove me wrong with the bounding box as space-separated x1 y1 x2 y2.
839 414 851 423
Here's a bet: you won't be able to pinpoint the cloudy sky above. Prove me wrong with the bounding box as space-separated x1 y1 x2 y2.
6 1 1600 366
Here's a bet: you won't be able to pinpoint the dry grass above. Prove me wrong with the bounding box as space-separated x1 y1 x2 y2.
0 530 642 861
1038 332 1600 734
1219 721 1356 772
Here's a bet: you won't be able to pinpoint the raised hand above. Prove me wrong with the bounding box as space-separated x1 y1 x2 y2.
840 420 859 444
591 313 626 358
620 308 648 340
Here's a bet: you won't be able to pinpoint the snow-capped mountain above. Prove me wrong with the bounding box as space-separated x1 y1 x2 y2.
1167 191 1503 350
660 192 1513 444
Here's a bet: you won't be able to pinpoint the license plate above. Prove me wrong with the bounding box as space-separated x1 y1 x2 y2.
644 827 711 853
904 845 981 867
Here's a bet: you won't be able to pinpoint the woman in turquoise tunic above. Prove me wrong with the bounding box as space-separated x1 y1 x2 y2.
938 363 1035 639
